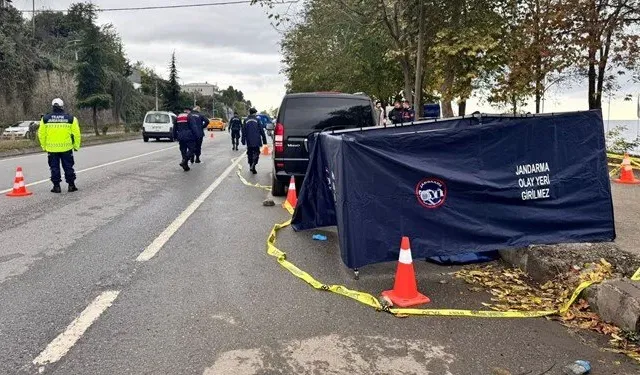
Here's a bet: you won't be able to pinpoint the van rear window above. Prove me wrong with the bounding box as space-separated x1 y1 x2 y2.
145 114 171 123
282 97 374 131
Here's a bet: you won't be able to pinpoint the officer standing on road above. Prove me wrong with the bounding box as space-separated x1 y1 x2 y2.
241 108 267 174
228 112 242 151
173 107 200 171
38 98 81 193
190 106 209 164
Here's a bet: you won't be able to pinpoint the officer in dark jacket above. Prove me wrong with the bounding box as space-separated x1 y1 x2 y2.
241 108 267 174
173 107 200 171
189 106 209 163
388 101 404 124
228 112 242 151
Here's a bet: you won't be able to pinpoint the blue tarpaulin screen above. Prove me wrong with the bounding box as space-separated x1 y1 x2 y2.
292 111 615 269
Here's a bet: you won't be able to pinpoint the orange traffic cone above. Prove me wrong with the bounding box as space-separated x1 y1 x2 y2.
614 154 640 184
382 237 431 307
283 176 297 213
6 167 33 197
262 145 270 155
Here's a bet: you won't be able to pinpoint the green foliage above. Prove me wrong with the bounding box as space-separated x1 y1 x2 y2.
163 52 182 113
233 101 248 117
606 125 640 154
0 6 40 112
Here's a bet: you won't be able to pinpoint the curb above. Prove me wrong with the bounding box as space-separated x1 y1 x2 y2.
500 243 640 332
0 133 142 159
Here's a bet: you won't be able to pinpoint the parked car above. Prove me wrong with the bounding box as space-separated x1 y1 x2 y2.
142 111 176 142
1 121 39 140
271 92 377 196
207 118 225 131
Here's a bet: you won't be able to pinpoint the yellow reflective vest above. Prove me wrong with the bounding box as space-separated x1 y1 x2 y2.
38 112 81 153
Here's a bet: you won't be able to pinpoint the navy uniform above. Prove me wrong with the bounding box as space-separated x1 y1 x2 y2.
38 98 81 193
228 112 242 151
173 108 200 171
189 106 209 163
241 108 267 174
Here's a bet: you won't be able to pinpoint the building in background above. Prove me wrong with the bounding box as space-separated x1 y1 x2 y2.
181 82 217 97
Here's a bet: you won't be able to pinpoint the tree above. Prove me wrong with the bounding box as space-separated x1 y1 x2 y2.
163 52 181 113
76 24 111 135
563 0 640 110
233 101 248 117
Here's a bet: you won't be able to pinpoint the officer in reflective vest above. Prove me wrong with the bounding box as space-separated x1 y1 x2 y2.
38 98 81 193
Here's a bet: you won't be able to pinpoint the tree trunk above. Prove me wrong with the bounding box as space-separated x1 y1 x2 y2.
458 100 467 117
440 61 455 118
93 107 99 136
401 56 413 103
413 2 425 117
587 48 598 109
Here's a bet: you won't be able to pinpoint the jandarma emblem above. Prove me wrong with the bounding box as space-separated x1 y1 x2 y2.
415 178 447 208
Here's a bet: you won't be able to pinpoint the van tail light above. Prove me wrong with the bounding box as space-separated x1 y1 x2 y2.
275 122 284 153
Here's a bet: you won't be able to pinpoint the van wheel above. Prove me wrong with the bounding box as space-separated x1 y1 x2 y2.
271 175 287 197
169 136 174 142
143 136 149 142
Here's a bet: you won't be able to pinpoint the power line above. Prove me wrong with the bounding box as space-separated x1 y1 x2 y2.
19 0 297 13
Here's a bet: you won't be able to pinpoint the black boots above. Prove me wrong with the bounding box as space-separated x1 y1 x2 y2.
180 160 190 171
195 157 201 163
51 184 77 193
250 163 257 174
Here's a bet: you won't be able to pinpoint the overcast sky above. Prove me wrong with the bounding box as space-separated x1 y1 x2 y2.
13 0 640 119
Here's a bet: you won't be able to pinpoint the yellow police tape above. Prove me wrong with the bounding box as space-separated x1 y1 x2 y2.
236 165 272 191
237 166 636 317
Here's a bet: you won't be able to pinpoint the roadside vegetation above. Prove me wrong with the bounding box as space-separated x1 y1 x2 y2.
255 0 639 116
0 2 254 132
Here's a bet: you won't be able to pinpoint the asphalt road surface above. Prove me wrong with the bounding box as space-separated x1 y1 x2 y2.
0 132 637 375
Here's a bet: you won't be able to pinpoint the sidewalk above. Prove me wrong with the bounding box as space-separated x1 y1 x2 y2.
612 183 640 256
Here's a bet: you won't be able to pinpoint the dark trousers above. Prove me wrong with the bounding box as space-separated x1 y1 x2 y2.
48 150 75 184
247 147 260 167
194 137 204 157
179 140 196 162
231 130 240 148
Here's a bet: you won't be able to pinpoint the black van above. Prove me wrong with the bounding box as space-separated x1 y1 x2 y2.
271 92 377 196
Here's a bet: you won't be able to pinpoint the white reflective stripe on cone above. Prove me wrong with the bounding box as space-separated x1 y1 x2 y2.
289 181 296 189
16 171 24 178
398 248 413 264
17 181 25 188
13 183 19 189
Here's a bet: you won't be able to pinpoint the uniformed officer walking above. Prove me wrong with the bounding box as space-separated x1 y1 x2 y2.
241 108 267 174
228 112 242 151
38 98 81 193
173 107 200 171
190 106 209 163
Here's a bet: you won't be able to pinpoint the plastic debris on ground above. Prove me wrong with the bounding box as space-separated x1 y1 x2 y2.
312 234 327 241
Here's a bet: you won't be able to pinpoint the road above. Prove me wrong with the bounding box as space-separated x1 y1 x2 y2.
0 132 637 375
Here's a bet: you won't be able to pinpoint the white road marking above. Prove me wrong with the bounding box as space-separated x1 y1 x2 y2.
32 291 120 367
0 146 177 194
136 153 245 262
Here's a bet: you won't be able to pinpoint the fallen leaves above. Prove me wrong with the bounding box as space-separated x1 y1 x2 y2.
455 259 640 364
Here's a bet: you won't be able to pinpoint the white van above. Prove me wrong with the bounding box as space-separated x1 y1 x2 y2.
142 111 176 142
